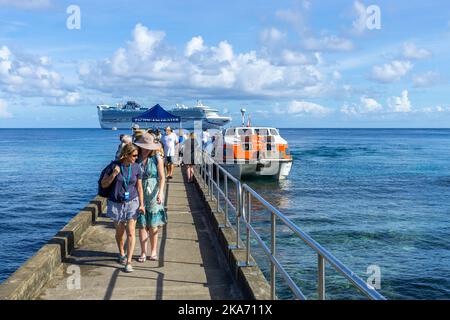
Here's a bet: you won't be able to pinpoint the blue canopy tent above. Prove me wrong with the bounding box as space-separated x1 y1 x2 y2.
132 104 181 129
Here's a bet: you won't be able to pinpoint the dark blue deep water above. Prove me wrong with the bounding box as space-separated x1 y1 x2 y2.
0 128 449 299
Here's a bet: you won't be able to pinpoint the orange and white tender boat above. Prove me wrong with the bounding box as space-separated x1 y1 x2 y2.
211 126 293 180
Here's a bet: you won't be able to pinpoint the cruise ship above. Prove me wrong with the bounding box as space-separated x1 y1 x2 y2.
97 101 231 130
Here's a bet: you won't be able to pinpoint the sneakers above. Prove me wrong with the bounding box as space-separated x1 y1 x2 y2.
124 263 133 273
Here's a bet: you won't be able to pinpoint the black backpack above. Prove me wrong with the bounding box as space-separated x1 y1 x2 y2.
97 161 117 198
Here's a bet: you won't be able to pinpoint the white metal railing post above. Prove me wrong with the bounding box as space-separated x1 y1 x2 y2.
236 182 242 249
245 191 252 266
202 152 206 187
204 155 207 187
224 175 229 227
271 211 276 299
209 162 213 200
216 164 220 213
318 255 326 300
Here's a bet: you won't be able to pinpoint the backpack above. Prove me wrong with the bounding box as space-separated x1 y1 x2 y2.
97 161 117 198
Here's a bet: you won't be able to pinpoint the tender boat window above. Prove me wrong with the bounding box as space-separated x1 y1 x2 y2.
238 128 253 135
226 129 235 136
270 129 279 135
255 128 269 136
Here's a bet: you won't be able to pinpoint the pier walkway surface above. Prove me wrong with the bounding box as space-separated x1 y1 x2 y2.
37 167 243 300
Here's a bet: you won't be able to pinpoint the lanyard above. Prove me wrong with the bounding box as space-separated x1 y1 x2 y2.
120 164 132 191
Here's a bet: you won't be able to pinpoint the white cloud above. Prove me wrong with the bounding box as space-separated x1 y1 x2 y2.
340 95 383 115
260 28 286 46
286 100 331 115
340 104 359 115
80 23 336 100
275 0 311 29
0 99 12 118
402 42 432 60
333 71 342 80
0 0 51 9
304 35 354 52
360 96 383 113
0 45 80 105
276 9 305 32
212 41 233 62
412 71 441 87
128 23 165 59
388 90 412 113
46 92 81 106
340 104 357 115
281 50 311 65
371 60 413 83
185 36 206 57
421 105 450 113
39 56 50 66
0 46 11 60
275 2 353 52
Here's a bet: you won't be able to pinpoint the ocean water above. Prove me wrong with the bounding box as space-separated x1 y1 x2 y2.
0 128 449 299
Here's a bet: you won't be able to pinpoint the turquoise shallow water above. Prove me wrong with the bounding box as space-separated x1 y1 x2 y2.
0 128 449 299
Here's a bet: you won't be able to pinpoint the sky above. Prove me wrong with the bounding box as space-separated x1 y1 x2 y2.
0 0 450 128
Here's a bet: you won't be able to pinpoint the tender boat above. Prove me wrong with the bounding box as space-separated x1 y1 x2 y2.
210 111 293 179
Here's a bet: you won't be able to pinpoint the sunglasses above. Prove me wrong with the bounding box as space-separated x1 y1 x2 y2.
130 154 138 158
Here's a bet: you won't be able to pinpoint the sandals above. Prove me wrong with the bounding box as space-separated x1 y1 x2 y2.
138 255 147 263
118 254 127 265
149 255 158 261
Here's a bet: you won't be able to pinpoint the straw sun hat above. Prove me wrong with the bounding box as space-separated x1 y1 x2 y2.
134 132 160 150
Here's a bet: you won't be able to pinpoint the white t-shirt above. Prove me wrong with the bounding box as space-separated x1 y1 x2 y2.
202 131 210 143
163 132 178 157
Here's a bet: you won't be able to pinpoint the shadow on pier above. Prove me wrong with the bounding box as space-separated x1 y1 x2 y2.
36 166 242 300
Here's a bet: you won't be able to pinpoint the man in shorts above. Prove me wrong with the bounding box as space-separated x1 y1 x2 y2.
162 126 178 179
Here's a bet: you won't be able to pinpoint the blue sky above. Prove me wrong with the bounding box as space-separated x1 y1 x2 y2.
0 0 449 128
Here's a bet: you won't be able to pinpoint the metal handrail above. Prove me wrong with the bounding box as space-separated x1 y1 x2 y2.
195 149 386 300
200 150 242 248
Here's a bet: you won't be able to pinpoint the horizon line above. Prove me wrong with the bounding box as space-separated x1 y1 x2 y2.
1 127 450 130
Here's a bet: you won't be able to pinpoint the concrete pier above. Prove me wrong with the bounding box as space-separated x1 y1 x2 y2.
0 167 270 300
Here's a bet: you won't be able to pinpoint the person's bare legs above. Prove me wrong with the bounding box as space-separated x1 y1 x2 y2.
125 219 137 265
149 227 159 258
114 221 126 257
138 228 148 259
189 165 194 182
185 165 191 182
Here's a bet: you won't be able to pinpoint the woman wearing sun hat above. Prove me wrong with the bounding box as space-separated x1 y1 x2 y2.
134 132 167 262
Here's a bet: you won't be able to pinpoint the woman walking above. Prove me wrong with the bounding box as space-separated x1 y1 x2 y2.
135 133 167 262
101 144 144 273
182 132 198 183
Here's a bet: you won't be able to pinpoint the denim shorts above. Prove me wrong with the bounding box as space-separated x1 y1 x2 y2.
106 197 140 222
165 156 173 164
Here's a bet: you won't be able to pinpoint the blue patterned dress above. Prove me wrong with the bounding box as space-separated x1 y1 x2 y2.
138 154 167 228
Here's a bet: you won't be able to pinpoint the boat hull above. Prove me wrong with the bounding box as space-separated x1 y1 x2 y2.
222 160 292 180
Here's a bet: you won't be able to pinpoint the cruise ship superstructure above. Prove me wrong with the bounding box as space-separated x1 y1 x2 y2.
97 101 231 130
